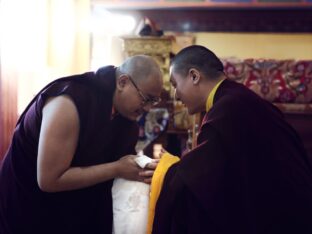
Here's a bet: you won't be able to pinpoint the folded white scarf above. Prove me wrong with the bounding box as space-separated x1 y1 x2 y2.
112 155 152 234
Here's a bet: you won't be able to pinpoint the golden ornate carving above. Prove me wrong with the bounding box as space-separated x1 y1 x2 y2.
120 36 172 92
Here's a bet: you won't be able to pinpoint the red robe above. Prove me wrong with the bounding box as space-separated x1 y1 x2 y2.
0 66 138 234
152 79 312 234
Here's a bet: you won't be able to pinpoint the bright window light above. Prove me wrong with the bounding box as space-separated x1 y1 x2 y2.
90 9 136 36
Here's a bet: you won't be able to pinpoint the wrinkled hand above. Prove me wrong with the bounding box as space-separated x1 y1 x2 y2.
139 148 168 183
139 159 159 184
116 155 142 182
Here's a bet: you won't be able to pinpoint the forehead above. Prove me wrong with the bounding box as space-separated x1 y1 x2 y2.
169 67 184 84
169 66 177 81
138 76 162 96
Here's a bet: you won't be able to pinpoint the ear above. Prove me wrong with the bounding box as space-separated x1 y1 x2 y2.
189 69 201 85
116 75 128 91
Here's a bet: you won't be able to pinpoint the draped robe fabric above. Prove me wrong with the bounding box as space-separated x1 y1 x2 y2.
0 66 139 234
152 79 312 234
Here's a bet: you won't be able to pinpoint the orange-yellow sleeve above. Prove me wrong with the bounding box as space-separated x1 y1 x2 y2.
146 152 180 234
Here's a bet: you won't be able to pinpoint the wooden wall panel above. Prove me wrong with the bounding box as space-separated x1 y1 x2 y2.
107 8 312 32
0 69 18 161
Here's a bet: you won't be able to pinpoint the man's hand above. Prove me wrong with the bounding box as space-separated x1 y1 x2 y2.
116 155 142 181
139 159 159 184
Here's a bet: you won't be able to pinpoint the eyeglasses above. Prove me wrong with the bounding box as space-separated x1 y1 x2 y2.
126 74 161 106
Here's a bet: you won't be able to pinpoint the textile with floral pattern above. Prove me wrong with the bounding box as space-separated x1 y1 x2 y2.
223 58 312 112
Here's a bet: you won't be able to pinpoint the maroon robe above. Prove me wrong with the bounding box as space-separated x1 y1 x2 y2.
152 79 312 234
0 66 139 234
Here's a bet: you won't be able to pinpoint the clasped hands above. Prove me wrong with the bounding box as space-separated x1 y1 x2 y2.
116 148 167 184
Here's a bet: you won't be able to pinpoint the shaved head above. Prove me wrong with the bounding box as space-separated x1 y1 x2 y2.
117 55 162 84
113 55 163 121
171 45 224 80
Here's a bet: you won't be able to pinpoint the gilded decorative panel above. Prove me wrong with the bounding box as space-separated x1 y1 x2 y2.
121 36 172 92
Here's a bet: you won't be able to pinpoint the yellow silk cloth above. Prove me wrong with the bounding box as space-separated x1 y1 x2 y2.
206 79 225 112
146 152 180 234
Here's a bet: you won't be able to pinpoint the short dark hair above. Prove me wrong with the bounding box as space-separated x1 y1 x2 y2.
171 45 224 79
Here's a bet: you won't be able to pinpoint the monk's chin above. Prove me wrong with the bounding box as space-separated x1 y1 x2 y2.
128 112 142 121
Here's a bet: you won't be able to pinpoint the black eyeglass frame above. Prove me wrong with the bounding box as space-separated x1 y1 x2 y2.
125 74 161 106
